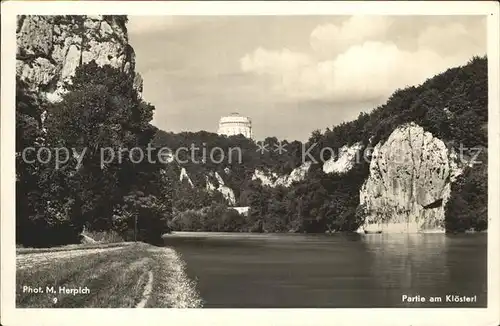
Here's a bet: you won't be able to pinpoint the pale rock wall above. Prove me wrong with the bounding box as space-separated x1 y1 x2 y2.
230 206 250 216
322 142 363 174
205 172 236 205
16 15 142 101
359 123 462 233
206 177 217 192
251 169 280 187
283 161 312 186
253 141 363 187
252 161 312 188
179 167 194 188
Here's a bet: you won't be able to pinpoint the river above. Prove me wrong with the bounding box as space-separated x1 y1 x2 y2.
162 232 487 308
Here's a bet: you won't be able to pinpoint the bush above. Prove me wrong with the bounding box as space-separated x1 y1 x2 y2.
81 230 125 243
17 218 82 248
15 62 172 247
445 152 488 232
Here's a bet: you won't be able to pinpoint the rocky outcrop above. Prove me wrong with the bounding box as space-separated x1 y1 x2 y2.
251 169 280 187
252 141 362 188
179 167 194 187
16 15 141 101
323 142 363 174
252 161 312 188
230 206 250 216
206 172 236 205
359 123 463 233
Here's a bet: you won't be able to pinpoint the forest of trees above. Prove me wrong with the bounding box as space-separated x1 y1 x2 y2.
16 56 488 246
16 62 172 247
158 56 489 234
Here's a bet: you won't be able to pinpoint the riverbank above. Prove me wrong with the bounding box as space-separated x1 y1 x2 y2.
165 229 487 237
356 222 445 234
16 242 202 308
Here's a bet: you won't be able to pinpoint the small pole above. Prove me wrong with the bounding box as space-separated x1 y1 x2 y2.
134 214 137 243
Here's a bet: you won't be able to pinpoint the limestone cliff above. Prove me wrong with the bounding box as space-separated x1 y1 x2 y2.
252 162 312 188
322 142 363 174
206 172 236 205
359 123 463 233
180 167 194 188
16 15 142 101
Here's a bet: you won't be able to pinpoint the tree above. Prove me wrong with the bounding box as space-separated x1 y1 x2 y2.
121 191 170 245
16 78 84 246
445 153 488 232
16 61 173 246
128 56 488 235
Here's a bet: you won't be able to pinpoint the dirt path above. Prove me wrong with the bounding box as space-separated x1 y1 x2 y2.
16 243 202 308
136 271 154 308
17 246 130 270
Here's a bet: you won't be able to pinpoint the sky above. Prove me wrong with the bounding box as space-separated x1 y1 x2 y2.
127 15 486 141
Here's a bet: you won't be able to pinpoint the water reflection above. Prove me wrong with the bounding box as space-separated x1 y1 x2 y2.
444 234 488 305
163 232 487 308
362 234 453 307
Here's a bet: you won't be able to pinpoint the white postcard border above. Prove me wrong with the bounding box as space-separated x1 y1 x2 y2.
1 2 499 326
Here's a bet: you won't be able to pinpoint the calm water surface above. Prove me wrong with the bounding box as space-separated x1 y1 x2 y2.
163 233 487 308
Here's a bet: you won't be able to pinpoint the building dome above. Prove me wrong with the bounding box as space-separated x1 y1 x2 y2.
217 112 252 138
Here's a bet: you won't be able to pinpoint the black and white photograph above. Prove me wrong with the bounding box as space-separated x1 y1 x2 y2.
1 1 499 326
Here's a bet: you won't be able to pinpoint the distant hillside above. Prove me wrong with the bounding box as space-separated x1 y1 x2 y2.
16 23 487 244
155 56 488 233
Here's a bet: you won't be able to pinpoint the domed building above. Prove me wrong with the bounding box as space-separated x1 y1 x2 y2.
217 112 252 139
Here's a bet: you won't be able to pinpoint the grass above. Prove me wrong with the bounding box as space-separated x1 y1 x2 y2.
16 242 202 308
145 247 203 308
17 230 125 255
16 241 132 255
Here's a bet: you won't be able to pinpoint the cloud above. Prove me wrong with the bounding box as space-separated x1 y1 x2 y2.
127 16 177 34
417 22 485 57
127 16 229 35
327 41 468 101
240 16 485 103
127 16 214 34
240 47 313 75
310 15 393 56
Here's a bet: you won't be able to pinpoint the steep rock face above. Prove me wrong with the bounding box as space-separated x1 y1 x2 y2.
206 172 236 205
16 15 142 101
323 142 363 174
179 167 194 187
253 141 362 188
214 172 236 205
359 123 462 233
251 169 279 187
252 162 312 188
